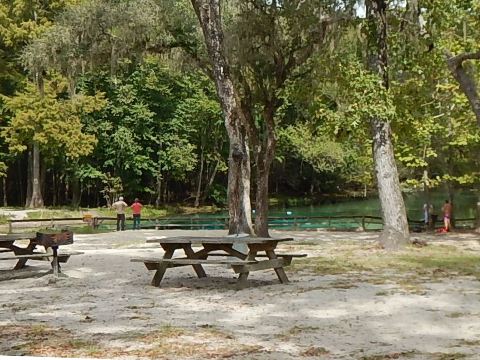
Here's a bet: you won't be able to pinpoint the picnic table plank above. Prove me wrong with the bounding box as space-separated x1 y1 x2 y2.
131 258 257 265
0 233 36 241
146 236 293 244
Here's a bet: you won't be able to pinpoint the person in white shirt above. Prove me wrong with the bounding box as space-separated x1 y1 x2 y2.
112 196 128 231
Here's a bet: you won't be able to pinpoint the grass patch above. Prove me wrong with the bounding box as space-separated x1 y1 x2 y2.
139 324 186 342
359 350 417 359
454 338 480 346
433 353 467 360
0 323 262 359
446 312 466 318
277 325 319 340
301 346 330 357
290 242 480 281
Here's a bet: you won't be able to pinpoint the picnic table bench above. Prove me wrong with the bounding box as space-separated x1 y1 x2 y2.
131 236 306 288
0 232 82 275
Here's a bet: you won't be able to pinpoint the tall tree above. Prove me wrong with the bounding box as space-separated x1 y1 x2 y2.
366 0 409 248
1 78 104 208
228 0 349 236
190 0 254 235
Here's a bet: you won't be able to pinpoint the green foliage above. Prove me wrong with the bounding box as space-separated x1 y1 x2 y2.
281 124 346 173
1 77 104 159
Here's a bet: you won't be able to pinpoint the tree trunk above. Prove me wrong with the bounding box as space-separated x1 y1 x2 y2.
27 141 44 208
52 170 57 206
25 148 32 207
155 165 162 208
194 145 204 207
191 0 254 235
446 51 480 128
71 176 81 208
1 177 7 206
367 0 409 249
201 160 219 203
372 119 409 247
476 197 480 233
254 107 276 238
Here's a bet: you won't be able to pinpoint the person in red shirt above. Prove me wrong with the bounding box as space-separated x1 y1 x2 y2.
131 198 143 230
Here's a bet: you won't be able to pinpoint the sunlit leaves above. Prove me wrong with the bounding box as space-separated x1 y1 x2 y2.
1 78 104 158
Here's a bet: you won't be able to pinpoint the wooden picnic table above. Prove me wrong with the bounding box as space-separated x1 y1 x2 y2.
0 232 81 273
131 236 306 288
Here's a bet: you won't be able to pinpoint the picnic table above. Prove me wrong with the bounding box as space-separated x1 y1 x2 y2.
0 232 82 274
131 236 306 288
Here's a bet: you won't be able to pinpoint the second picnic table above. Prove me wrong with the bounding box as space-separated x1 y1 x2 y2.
132 236 305 288
0 232 82 274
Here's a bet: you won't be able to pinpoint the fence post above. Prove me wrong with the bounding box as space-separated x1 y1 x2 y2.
362 216 365 231
8 221 12 233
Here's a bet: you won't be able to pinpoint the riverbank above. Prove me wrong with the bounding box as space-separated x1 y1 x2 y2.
1 230 479 359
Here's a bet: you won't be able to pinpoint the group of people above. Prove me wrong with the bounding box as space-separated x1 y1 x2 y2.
423 199 453 232
111 197 143 231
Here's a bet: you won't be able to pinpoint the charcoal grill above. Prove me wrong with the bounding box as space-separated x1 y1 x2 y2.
36 230 74 277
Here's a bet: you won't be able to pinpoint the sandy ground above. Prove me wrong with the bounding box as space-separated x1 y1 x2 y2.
1 229 480 360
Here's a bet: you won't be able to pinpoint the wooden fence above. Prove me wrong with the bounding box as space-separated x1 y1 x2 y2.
7 214 476 233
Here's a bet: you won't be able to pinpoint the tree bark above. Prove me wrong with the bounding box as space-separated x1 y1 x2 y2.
476 197 480 233
191 0 254 235
25 148 32 207
367 0 409 249
254 106 276 237
27 141 44 208
71 176 81 208
1 177 7 206
27 71 45 208
194 145 204 207
201 160 219 203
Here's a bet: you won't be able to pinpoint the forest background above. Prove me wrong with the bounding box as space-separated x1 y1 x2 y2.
0 0 479 215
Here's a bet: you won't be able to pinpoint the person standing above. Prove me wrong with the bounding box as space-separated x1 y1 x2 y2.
131 198 143 230
442 199 453 232
423 203 429 226
112 196 128 231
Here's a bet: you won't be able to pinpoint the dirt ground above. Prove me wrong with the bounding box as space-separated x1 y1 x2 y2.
1 229 479 360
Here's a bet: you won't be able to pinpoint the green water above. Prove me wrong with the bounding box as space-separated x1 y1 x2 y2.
268 190 478 220
95 190 478 231
191 190 478 230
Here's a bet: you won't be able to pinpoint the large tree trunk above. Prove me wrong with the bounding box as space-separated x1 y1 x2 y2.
191 0 254 235
254 106 276 237
367 0 409 249
27 141 44 208
27 72 45 209
372 119 409 246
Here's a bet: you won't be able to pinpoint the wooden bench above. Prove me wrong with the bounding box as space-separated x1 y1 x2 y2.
131 257 257 271
131 254 303 286
212 252 307 262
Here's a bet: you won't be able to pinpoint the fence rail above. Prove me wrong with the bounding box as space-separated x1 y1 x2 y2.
6 214 477 233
